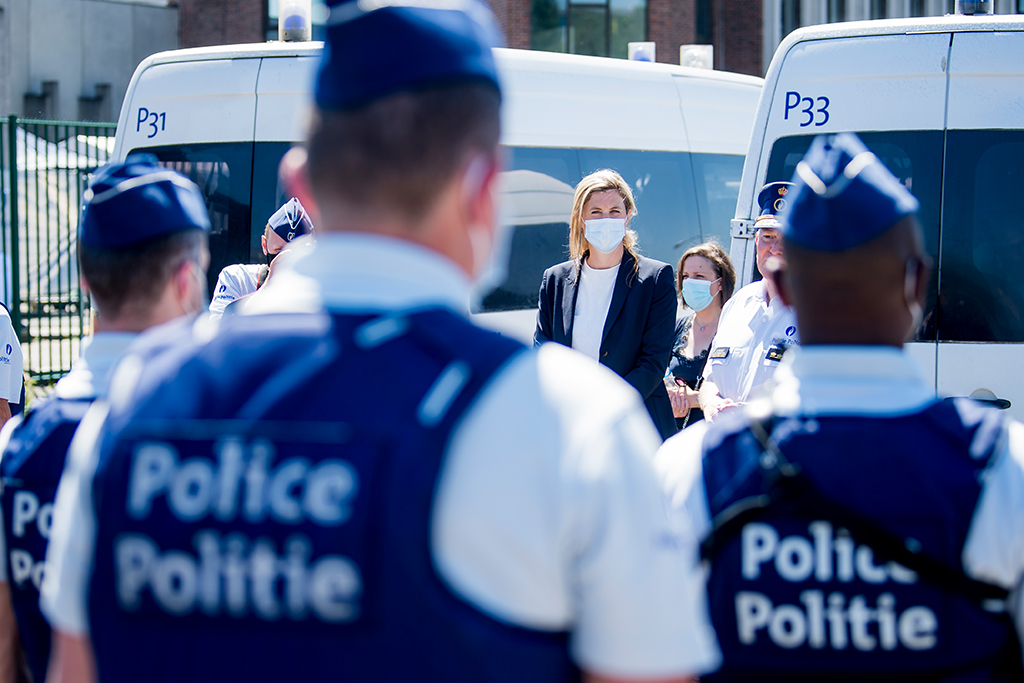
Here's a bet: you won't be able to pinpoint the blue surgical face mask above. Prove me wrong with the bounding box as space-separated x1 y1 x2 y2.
584 218 626 255
682 277 720 312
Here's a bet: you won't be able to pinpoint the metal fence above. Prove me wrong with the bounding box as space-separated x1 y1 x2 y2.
0 116 117 383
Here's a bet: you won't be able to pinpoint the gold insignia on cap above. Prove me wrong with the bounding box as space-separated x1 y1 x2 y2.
778 186 788 196
774 198 786 212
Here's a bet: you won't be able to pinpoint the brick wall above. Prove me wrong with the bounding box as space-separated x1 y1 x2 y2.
174 0 265 49
648 0 696 65
486 0 532 49
715 0 761 76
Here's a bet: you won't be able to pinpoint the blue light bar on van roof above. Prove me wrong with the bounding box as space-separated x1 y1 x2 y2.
280 0 312 41
956 0 993 14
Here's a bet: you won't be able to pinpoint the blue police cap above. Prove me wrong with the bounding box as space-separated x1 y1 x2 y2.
316 0 502 111
782 133 920 252
755 181 795 229
81 154 211 249
268 198 314 242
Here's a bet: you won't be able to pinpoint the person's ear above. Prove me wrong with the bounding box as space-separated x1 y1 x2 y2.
460 152 499 232
173 260 195 304
279 146 319 226
261 233 268 256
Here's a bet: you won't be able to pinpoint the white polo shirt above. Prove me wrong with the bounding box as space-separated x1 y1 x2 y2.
208 263 262 321
43 233 722 679
0 306 23 405
704 280 798 405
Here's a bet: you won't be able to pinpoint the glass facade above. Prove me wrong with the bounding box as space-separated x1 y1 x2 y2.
531 0 646 59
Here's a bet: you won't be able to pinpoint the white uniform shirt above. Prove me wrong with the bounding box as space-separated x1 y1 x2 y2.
657 345 1024 645
704 280 798 404
208 263 262 321
572 261 619 362
0 306 23 404
43 234 721 679
0 331 138 582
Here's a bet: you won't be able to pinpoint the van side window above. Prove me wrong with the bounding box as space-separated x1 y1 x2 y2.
479 147 745 312
480 148 579 312
941 131 1024 343
765 131 942 341
128 144 253 294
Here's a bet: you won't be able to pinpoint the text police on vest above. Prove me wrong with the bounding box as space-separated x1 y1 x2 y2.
735 521 938 652
115 437 363 623
8 491 53 590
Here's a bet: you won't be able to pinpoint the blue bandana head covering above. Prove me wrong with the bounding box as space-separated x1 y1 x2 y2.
80 154 211 249
755 181 795 229
315 0 502 111
268 198 314 242
782 133 920 252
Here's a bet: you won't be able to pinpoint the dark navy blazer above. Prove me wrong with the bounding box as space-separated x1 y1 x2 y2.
534 251 677 440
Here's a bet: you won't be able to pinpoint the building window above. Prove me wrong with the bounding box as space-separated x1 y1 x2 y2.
781 0 801 37
910 0 926 15
828 0 846 21
871 0 887 19
696 0 712 44
531 0 646 58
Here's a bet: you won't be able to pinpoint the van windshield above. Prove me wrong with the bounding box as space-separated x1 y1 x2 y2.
135 142 745 315
767 130 1024 344
765 131 943 342
480 147 744 312
127 143 254 294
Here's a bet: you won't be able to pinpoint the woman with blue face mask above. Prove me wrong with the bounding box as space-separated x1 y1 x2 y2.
535 169 679 440
666 242 736 429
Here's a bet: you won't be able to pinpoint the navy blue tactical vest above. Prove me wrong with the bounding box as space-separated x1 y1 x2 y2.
87 308 578 683
1 396 91 683
701 399 1022 682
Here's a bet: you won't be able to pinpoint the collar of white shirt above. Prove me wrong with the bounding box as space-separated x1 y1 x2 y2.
771 345 934 417
55 331 139 400
244 233 473 316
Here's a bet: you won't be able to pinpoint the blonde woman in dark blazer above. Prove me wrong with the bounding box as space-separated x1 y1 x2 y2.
535 169 677 440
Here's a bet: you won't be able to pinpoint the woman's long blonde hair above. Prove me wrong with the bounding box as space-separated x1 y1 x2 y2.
568 169 641 270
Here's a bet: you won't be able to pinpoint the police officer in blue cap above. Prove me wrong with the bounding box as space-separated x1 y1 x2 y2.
40 3 720 683
0 154 209 683
699 182 799 421
208 197 314 321
657 132 1024 680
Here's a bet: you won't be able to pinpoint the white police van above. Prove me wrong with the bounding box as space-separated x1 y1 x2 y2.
111 43 762 340
730 10 1024 418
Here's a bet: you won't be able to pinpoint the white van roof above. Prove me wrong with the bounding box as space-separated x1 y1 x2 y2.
116 43 762 157
734 13 1024 222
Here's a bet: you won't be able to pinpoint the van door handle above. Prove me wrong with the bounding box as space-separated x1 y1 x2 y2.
970 397 1012 410
948 392 1012 410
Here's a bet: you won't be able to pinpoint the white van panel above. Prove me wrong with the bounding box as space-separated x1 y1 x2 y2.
116 59 261 151
255 56 319 142
472 309 537 344
937 344 1020 419
767 34 948 136
904 341 936 394
947 32 1024 130
496 52 691 152
674 77 760 156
